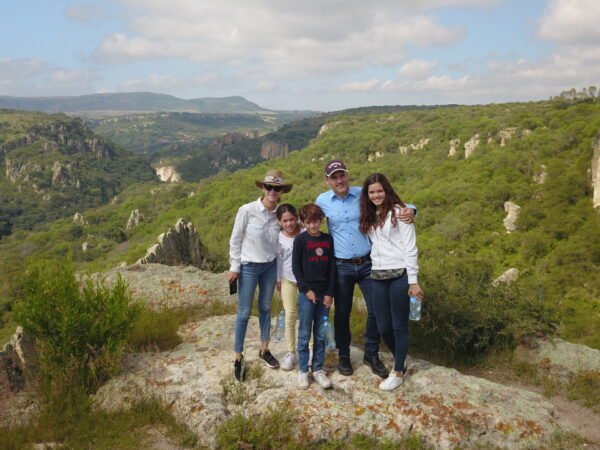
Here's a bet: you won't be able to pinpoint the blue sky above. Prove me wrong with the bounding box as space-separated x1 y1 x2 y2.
1 0 599 111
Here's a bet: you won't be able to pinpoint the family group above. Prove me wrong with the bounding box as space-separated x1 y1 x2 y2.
226 160 424 392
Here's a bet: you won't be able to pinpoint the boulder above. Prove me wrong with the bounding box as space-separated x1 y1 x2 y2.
448 138 460 157
95 315 560 449
126 209 144 230
260 141 289 159
137 219 204 269
492 268 519 287
155 166 181 183
503 201 521 232
72 212 87 226
464 134 480 159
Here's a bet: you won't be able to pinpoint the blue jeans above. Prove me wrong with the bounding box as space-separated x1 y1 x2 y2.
297 292 329 372
233 260 277 353
334 259 380 358
371 272 410 372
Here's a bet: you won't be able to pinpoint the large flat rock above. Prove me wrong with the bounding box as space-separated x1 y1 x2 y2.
95 316 559 449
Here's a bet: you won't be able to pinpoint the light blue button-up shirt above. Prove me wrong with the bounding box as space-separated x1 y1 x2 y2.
316 186 370 259
316 186 416 260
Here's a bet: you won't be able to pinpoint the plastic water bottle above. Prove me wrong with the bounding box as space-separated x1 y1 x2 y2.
409 296 422 321
322 316 336 350
274 310 285 341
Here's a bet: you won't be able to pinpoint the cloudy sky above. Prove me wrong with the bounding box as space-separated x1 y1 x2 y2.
1 0 599 111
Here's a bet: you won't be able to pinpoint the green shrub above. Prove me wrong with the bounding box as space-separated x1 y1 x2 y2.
128 305 185 351
12 259 138 396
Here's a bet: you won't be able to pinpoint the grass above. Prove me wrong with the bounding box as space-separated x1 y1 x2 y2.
0 395 199 450
215 400 429 450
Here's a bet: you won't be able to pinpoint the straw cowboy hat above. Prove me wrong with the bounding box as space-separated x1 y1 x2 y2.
254 169 293 193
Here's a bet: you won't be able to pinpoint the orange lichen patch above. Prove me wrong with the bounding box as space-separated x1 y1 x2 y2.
394 397 410 408
355 405 365 416
179 287 185 292
388 418 401 433
191 403 205 412
453 400 475 409
516 419 543 437
495 421 512 434
197 289 208 295
371 423 383 437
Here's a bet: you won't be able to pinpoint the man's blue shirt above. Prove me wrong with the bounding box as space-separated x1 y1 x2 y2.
316 186 370 259
316 186 416 260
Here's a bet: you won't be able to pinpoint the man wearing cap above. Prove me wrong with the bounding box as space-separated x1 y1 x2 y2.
316 160 415 378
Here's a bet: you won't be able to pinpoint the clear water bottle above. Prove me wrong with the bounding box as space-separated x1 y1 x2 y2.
322 316 336 350
274 310 285 341
409 296 422 321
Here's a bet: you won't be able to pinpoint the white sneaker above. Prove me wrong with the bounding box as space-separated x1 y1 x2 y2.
298 371 309 390
313 370 332 389
281 352 297 371
379 372 404 391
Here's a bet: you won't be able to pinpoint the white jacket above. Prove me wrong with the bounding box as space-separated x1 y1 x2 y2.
367 208 419 284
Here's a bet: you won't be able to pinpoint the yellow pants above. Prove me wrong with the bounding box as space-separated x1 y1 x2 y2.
280 277 299 353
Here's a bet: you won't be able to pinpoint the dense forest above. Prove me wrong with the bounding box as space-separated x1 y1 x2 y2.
0 97 598 358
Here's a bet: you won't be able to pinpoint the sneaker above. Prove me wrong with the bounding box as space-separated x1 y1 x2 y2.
281 352 297 371
338 356 353 376
379 372 404 391
363 354 389 379
297 371 309 389
259 349 280 369
313 370 332 389
234 356 246 382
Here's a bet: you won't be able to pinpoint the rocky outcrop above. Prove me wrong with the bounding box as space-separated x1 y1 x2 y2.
4 159 43 183
155 166 181 183
503 201 520 232
399 138 430 155
95 315 559 449
137 219 204 269
534 164 547 184
592 136 600 208
492 268 519 287
125 209 143 230
51 161 80 188
0 326 35 392
260 140 289 159
498 127 518 147
517 337 600 380
368 151 384 162
72 212 87 226
318 121 341 136
448 139 460 157
464 134 480 159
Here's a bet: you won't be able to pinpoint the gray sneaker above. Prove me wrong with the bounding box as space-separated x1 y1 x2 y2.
281 352 297 371
313 370 332 389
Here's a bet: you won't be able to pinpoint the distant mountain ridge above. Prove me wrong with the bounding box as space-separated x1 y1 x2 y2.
0 92 275 115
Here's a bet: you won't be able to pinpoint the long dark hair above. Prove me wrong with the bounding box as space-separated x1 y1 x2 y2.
359 173 405 233
276 203 298 220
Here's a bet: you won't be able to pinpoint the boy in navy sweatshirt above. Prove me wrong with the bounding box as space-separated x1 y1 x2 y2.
292 203 336 389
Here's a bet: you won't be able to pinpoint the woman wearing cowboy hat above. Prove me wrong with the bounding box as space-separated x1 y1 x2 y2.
227 169 293 381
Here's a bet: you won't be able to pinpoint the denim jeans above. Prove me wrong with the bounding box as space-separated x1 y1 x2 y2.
233 260 277 353
371 272 410 372
334 259 380 358
297 292 329 373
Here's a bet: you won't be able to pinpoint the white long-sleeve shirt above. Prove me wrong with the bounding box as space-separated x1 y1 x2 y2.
367 209 419 284
229 198 280 272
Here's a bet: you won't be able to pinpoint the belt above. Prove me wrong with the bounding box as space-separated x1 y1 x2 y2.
336 255 371 265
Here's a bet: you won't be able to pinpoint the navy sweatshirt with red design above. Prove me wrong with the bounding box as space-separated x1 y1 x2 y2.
292 231 336 297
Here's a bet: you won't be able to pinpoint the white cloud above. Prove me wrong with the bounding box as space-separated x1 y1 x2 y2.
538 0 600 44
398 59 438 79
339 79 381 91
95 1 464 79
64 5 112 23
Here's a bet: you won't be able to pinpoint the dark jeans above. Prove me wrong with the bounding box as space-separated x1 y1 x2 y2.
334 259 380 358
371 272 410 372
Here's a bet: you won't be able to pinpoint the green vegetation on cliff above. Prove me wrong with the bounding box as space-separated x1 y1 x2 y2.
1 99 599 354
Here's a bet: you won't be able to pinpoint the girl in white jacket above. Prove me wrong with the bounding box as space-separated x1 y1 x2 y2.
359 173 424 391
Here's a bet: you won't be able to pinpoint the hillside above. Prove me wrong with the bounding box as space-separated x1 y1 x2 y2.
0 109 156 238
0 93 272 115
0 99 599 352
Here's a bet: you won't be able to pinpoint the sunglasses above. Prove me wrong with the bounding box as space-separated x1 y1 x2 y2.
264 184 284 192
